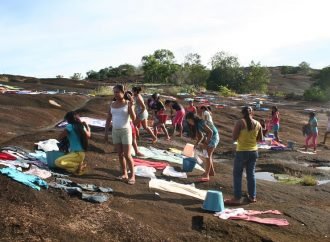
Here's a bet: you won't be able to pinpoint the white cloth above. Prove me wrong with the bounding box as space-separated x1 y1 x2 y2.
138 147 205 171
162 166 187 178
35 139 59 152
215 208 246 220
134 166 156 179
203 110 213 124
0 160 30 169
24 165 52 179
111 102 130 129
149 179 207 200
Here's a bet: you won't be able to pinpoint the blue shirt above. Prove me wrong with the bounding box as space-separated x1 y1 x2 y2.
309 117 318 134
197 120 219 137
66 124 84 152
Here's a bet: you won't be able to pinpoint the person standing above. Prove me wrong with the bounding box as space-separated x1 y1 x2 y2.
305 112 318 153
270 106 280 142
200 106 214 124
185 100 197 114
55 111 91 175
132 86 157 143
150 93 170 140
225 106 263 205
185 112 219 182
105 85 136 185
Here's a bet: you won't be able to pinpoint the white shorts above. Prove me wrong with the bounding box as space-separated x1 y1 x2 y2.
112 127 132 145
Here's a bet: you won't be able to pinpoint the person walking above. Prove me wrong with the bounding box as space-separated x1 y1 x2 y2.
305 112 318 153
225 106 263 205
105 85 136 185
321 111 330 145
165 100 186 137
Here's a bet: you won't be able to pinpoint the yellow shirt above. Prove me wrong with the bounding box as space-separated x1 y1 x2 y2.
237 120 261 151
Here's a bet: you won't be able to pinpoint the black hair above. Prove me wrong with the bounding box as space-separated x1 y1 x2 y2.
185 112 202 139
309 112 315 118
64 111 88 151
241 106 253 131
151 93 160 100
124 90 133 100
271 106 278 116
113 84 125 93
164 100 172 105
201 106 212 112
132 86 142 94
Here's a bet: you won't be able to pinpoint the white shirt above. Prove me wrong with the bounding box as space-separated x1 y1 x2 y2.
203 110 213 124
111 102 130 129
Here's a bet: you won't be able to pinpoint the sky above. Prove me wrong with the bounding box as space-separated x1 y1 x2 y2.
0 0 329 78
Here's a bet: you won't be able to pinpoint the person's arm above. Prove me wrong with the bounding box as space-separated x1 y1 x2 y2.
256 123 263 142
137 95 146 114
232 120 242 142
202 123 214 145
104 107 112 142
83 122 91 138
128 100 136 122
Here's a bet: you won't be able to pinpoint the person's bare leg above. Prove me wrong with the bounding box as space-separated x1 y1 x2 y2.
132 136 143 156
207 147 215 176
142 119 157 142
161 124 170 140
115 144 127 179
123 144 135 184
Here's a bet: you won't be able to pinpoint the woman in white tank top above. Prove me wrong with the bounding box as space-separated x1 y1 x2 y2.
105 85 136 185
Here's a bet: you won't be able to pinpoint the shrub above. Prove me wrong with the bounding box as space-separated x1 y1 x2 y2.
301 175 317 186
280 66 299 75
303 86 329 102
219 85 236 97
90 86 113 96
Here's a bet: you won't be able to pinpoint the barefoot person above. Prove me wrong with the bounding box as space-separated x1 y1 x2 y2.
132 86 157 143
55 111 91 175
150 93 170 140
185 112 219 182
105 85 136 185
225 106 263 205
321 111 330 145
165 100 186 137
305 112 318 152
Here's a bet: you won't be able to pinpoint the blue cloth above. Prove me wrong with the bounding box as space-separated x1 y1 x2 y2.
309 117 318 134
0 167 48 191
233 151 258 199
66 124 84 152
197 120 220 148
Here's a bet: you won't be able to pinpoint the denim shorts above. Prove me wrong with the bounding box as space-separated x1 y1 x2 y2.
208 133 220 148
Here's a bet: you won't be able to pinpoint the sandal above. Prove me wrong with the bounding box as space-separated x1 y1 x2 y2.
196 177 210 182
247 196 257 203
127 179 135 185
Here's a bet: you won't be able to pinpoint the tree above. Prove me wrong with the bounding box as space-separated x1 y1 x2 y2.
298 61 311 74
56 75 63 78
207 51 244 92
245 61 270 93
303 66 330 102
141 49 178 83
70 73 83 80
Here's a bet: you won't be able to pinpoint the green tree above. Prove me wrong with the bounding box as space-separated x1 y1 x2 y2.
298 61 311 74
70 73 83 80
141 49 178 83
180 53 209 86
314 66 330 89
245 61 270 93
207 51 244 92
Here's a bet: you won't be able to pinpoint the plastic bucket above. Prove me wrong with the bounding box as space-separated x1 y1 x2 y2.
182 157 197 172
46 151 65 168
202 190 225 212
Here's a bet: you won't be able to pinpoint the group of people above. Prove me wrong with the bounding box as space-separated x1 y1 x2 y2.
52 84 330 205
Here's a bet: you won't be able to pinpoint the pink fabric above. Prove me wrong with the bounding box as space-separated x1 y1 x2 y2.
172 109 185 125
305 133 318 150
0 152 17 161
133 158 167 170
229 215 289 226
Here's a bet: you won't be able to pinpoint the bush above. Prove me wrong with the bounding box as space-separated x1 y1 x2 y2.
303 86 329 102
280 66 299 75
90 86 113 96
219 86 236 97
301 175 317 186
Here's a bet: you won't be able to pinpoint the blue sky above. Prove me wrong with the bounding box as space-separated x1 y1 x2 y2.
0 0 329 78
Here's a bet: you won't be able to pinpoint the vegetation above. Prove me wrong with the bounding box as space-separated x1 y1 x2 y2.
70 73 83 80
245 61 270 93
86 64 137 80
90 86 113 96
219 85 236 97
303 66 330 102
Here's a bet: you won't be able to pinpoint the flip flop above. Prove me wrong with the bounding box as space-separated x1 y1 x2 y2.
116 176 128 181
127 179 135 185
196 177 210 182
224 198 242 206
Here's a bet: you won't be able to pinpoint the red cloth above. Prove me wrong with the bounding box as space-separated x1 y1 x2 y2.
0 152 17 160
229 215 289 226
133 158 167 170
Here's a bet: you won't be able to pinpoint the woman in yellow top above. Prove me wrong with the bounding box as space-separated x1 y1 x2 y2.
225 106 263 205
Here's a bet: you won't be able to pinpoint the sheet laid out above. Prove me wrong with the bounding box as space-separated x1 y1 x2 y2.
149 179 207 200
133 158 168 170
138 147 205 172
162 166 187 179
57 117 106 128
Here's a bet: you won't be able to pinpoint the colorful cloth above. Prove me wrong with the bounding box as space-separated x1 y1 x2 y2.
133 158 167 170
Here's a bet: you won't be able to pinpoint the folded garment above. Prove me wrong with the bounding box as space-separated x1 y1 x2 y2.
134 166 157 179
162 166 187 178
35 139 59 152
134 158 167 170
0 152 17 160
0 160 30 169
0 167 48 191
24 165 52 179
81 193 109 203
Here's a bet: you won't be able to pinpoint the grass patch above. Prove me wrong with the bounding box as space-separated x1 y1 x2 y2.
301 175 317 186
90 86 113 96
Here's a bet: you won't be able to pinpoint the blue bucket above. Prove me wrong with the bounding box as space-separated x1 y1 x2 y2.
182 157 197 172
202 190 225 212
46 151 65 168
